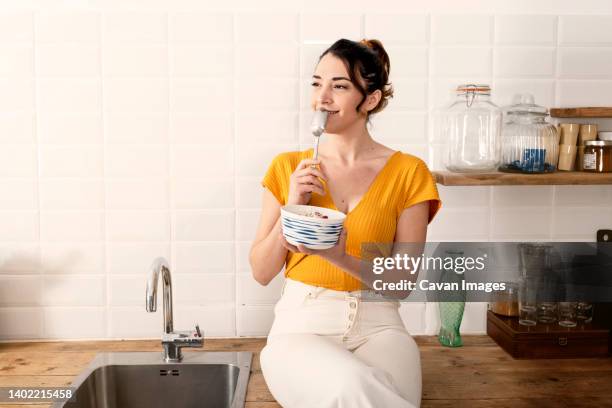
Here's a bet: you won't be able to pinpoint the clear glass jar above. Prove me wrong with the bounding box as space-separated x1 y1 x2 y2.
583 140 612 172
440 84 502 172
488 281 519 317
499 94 559 173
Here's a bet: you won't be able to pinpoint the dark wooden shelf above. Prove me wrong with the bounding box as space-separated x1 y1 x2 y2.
550 107 612 118
433 171 612 186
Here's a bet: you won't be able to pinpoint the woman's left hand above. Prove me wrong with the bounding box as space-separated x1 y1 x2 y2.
279 227 348 265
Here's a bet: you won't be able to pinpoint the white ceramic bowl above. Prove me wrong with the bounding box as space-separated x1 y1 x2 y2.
281 205 346 249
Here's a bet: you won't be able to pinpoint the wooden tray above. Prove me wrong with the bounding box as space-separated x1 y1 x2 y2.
487 310 610 359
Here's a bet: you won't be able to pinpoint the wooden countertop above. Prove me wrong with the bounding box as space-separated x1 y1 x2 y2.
1 336 611 408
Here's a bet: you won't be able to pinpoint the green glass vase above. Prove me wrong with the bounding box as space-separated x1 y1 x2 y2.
437 251 467 347
438 299 465 347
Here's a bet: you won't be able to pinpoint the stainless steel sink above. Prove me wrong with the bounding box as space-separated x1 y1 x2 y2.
56 351 252 408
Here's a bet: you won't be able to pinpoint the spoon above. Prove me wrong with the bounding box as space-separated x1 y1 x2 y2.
310 110 329 168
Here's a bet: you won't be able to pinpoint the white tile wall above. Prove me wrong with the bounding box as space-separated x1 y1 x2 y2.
173 210 234 241
104 79 168 113
236 45 297 77
300 14 361 42
432 15 492 45
0 212 39 241
35 12 100 44
109 307 161 338
433 47 493 77
387 46 429 77
494 48 556 78
170 113 232 144
494 15 556 46
43 307 106 339
37 45 100 76
0 308 43 340
559 48 612 79
558 15 612 46
364 14 428 44
0 78 33 111
37 79 102 113
169 13 233 44
172 179 234 209
41 243 105 274
40 179 104 210
170 79 231 113
0 12 33 43
2 6 612 341
236 305 275 336
40 211 104 241
38 114 103 144
0 244 40 274
552 207 612 240
0 276 42 306
40 146 103 178
491 208 553 241
170 46 232 77
0 113 35 143
235 14 297 43
0 45 33 76
103 45 167 77
172 242 234 273
557 80 612 106
103 12 167 44
42 275 105 306
0 179 37 209
492 79 555 107
106 243 170 274
107 211 170 241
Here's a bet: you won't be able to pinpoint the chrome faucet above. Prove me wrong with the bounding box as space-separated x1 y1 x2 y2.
146 257 203 362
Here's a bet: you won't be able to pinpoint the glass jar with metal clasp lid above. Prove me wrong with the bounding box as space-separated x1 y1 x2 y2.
499 94 559 173
439 84 502 172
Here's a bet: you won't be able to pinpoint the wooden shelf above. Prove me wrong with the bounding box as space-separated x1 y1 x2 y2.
550 107 612 118
433 171 612 186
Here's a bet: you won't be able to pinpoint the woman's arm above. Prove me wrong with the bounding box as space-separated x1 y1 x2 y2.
250 157 328 286
249 189 289 286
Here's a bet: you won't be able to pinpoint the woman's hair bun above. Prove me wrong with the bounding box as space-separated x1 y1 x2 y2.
359 39 391 77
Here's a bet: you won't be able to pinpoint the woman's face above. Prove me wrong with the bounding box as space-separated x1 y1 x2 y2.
310 53 370 134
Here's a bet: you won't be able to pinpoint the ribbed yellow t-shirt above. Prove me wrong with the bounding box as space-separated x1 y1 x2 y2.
261 148 442 291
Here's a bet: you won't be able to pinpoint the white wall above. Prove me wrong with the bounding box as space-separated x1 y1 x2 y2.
1 0 612 340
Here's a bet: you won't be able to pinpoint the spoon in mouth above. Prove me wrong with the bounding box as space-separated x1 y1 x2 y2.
310 110 329 168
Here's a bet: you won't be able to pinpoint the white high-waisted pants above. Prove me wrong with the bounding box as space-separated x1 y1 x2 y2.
260 278 422 408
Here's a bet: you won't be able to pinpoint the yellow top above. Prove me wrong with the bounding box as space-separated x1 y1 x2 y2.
261 148 442 291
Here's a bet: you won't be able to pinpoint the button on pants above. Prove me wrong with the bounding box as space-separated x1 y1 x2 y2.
260 278 422 408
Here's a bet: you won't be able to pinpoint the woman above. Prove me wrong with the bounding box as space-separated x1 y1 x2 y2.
249 38 441 408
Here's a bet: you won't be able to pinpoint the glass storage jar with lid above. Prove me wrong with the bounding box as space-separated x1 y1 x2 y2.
583 140 612 172
499 93 559 173
440 84 502 172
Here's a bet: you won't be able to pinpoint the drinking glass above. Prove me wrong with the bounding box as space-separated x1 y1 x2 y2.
577 302 593 324
518 277 537 326
558 302 578 327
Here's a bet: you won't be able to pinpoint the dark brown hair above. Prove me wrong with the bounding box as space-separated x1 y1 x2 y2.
318 38 394 116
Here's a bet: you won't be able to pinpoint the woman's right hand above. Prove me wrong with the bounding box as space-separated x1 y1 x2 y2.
287 159 328 205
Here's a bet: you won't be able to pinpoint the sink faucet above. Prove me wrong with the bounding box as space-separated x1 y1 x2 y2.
146 257 203 362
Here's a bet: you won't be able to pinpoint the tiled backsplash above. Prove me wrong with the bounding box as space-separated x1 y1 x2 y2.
1 7 612 340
